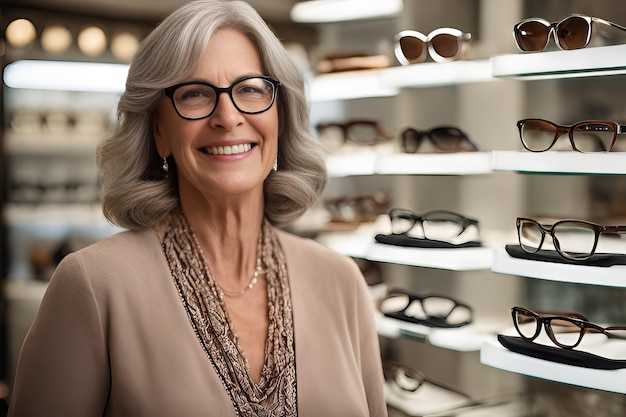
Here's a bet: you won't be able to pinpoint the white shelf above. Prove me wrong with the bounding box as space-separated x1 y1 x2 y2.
379 59 494 88
376 152 492 175
491 44 626 79
308 70 398 102
480 337 626 394
325 154 378 177
491 250 626 288
319 232 493 271
4 131 100 155
492 151 626 175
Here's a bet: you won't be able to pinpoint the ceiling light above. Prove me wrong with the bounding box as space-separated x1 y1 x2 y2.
41 24 73 54
5 19 37 48
111 32 140 62
78 26 107 57
290 0 403 23
4 60 128 93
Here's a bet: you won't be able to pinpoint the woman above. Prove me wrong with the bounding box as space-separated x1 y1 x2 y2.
8 1 387 416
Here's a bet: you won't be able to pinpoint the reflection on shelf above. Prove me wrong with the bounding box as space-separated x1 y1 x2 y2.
379 59 494 88
492 151 626 175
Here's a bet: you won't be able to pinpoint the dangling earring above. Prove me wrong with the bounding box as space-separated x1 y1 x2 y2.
272 155 278 172
162 156 169 178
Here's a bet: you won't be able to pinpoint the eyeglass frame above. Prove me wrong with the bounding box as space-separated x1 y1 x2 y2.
394 28 472 65
162 75 281 120
511 306 626 349
379 289 474 329
383 360 474 399
513 14 626 52
315 120 394 146
516 217 626 261
517 118 626 153
401 126 479 153
389 208 479 237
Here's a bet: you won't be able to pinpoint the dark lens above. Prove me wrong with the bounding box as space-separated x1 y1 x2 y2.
515 20 550 52
556 16 590 50
429 127 469 152
513 308 540 340
430 33 459 59
551 221 597 259
519 119 558 152
400 36 427 63
517 218 543 253
401 128 423 153
571 122 615 152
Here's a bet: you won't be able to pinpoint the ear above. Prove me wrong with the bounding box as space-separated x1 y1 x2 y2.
152 110 171 158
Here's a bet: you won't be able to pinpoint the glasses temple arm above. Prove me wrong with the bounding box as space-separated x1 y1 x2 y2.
592 17 626 33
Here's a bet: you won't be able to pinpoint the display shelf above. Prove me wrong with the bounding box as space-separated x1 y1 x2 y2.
491 44 626 79
318 231 493 271
492 151 626 175
308 69 398 102
480 337 626 395
491 250 626 288
367 242 493 271
4 131 100 155
376 152 492 175
379 59 494 88
325 153 378 177
376 313 491 352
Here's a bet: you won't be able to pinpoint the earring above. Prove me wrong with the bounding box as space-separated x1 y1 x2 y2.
272 156 278 171
162 156 169 177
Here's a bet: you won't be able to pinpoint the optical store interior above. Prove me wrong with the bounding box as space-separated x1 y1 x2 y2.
2 0 626 415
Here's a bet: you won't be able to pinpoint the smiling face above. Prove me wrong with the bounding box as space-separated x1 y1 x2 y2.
154 28 278 211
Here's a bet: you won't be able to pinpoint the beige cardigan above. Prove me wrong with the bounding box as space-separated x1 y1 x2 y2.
9 225 387 417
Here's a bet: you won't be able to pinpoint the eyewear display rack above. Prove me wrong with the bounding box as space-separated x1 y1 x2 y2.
313 37 626 401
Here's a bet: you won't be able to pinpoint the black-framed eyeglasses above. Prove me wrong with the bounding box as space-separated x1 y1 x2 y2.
511 306 626 349
324 192 391 224
379 289 473 328
389 208 478 241
516 217 626 261
401 126 478 153
514 14 626 52
163 75 281 120
517 118 626 153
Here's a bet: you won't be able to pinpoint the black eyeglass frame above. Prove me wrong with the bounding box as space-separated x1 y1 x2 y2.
163 75 281 120
513 14 626 52
389 208 479 238
517 118 626 153
516 217 626 261
382 360 474 398
380 289 474 329
511 306 626 349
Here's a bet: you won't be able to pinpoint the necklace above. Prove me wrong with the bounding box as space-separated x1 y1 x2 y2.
215 257 265 300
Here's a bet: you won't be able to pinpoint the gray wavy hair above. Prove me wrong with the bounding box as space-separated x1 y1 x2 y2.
97 0 327 230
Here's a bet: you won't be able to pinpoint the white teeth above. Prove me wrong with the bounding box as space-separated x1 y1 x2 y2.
205 143 252 155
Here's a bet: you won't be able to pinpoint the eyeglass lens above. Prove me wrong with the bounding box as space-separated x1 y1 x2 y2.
518 119 616 153
402 127 476 153
515 15 591 52
517 218 598 260
380 293 472 327
171 77 276 119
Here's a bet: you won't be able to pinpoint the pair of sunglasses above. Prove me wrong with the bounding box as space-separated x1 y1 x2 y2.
316 120 393 149
517 118 626 153
324 192 391 224
514 14 626 52
401 126 478 154
394 28 471 65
